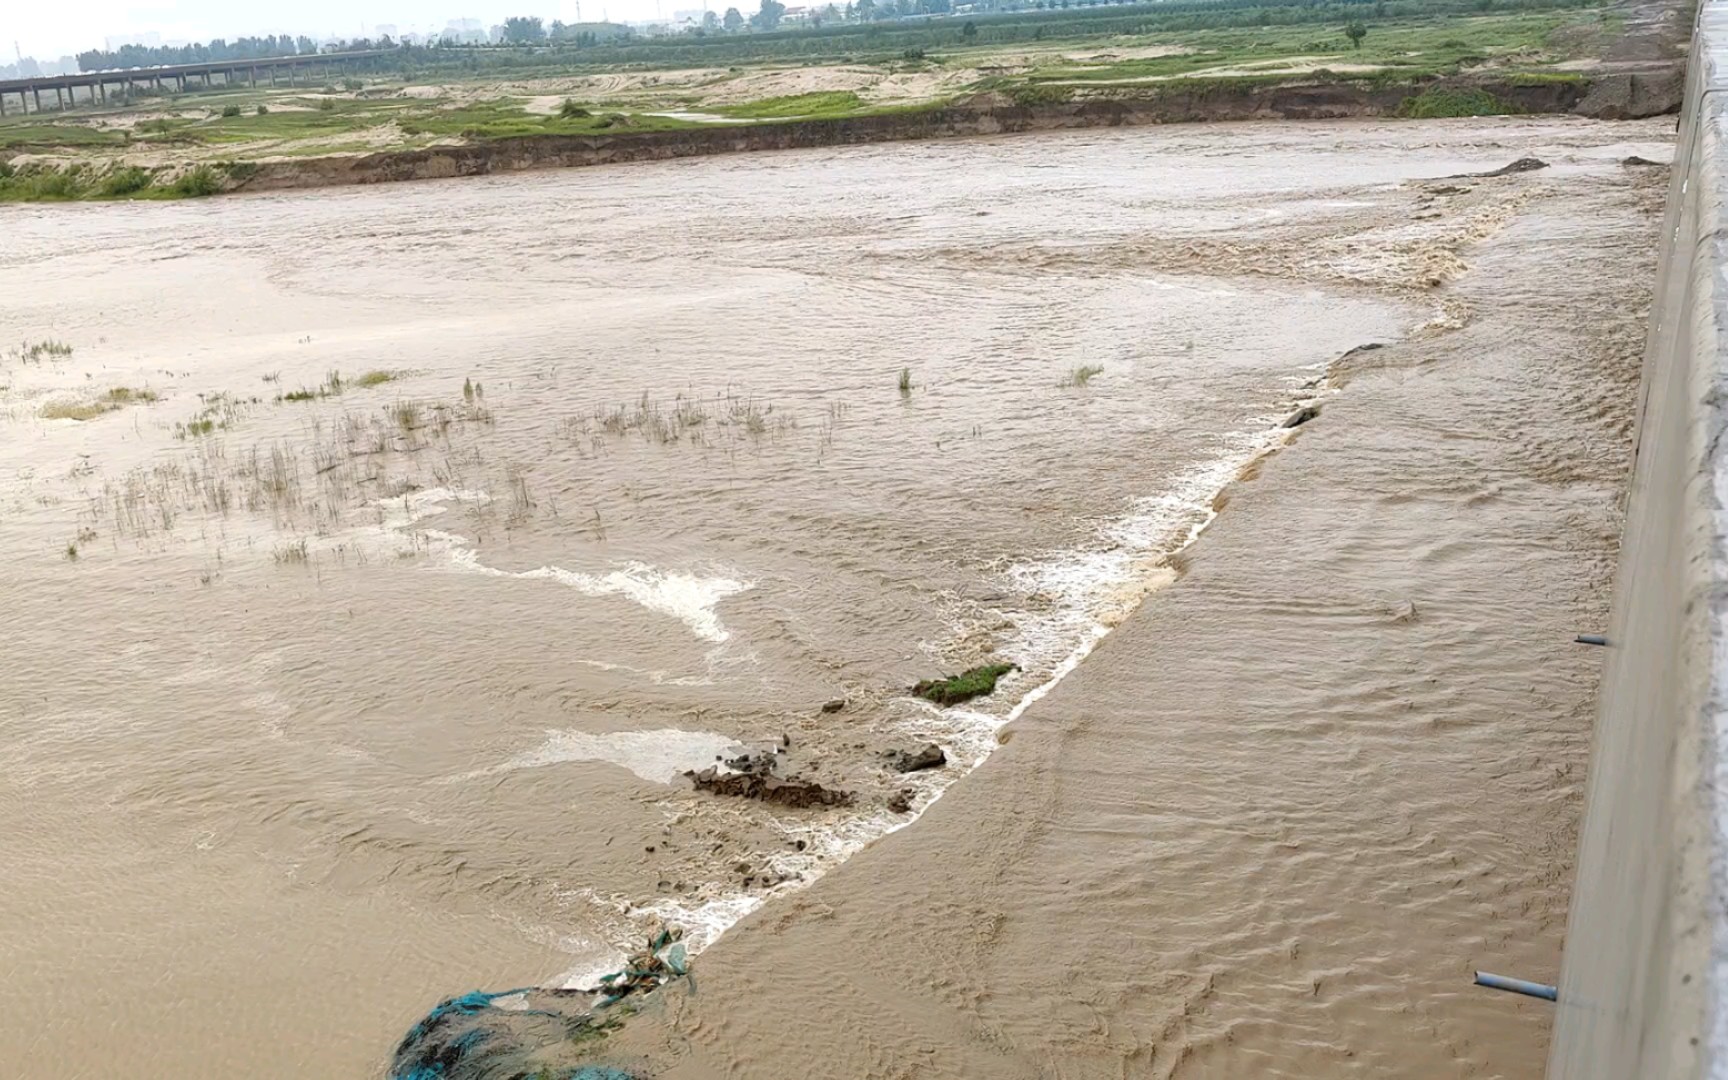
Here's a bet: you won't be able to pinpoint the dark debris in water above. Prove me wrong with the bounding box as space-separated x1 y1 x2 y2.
686 752 854 808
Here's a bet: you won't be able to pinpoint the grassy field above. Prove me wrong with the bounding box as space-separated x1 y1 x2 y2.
0 0 1621 201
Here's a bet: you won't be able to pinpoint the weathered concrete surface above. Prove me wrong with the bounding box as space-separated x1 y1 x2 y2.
1547 4 1728 1078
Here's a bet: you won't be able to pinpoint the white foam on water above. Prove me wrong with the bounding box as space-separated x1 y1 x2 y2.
447 549 753 644
449 728 745 786
546 886 767 992
364 487 755 645
1001 427 1278 676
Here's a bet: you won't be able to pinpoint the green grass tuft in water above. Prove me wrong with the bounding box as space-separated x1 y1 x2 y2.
913 663 1019 705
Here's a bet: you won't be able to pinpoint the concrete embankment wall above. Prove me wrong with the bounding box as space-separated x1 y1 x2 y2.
229 72 1678 196
1547 6 1728 1078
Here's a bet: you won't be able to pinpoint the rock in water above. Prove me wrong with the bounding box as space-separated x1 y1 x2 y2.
1444 158 1548 180
884 743 947 773
685 752 853 809
1482 157 1548 177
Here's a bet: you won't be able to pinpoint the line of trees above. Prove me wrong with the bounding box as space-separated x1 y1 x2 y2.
62 0 1583 81
77 35 321 73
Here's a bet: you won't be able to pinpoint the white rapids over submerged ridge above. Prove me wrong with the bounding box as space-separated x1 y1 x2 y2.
373 487 755 644
550 366 1354 986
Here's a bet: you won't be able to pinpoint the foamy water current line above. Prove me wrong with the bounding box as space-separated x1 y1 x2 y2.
528 367 1351 988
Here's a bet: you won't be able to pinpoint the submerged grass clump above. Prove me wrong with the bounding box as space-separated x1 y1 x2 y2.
898 367 913 395
572 389 791 448
40 399 118 422
105 386 160 404
173 390 258 438
271 538 310 564
15 339 74 362
392 400 422 432
278 369 353 403
913 662 1019 706
355 369 401 389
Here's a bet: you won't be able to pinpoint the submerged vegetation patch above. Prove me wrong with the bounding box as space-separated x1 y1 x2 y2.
354 369 403 388
565 389 800 448
105 386 160 404
913 663 1019 706
13 339 74 363
40 399 119 422
174 391 256 439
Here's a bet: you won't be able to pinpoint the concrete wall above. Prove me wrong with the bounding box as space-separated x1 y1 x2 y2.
1548 6 1728 1077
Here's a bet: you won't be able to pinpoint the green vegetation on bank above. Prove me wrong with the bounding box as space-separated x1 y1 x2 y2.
1396 85 1519 115
1024 10 1604 86
316 0 1603 72
0 0 1622 203
0 160 248 202
395 100 698 138
716 90 868 117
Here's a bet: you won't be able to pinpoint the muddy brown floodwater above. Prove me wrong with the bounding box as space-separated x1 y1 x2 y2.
0 117 1669 1079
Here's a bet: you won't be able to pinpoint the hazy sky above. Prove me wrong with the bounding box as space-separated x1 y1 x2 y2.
4 0 696 59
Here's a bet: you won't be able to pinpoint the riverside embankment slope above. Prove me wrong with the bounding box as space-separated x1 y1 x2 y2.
228 72 1680 196
1547 2 1728 1077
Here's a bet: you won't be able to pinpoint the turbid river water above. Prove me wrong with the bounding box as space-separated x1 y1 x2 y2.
0 118 1668 1078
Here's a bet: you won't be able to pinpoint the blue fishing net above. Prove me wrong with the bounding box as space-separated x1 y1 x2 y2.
390 928 690 1079
389 986 641 1080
